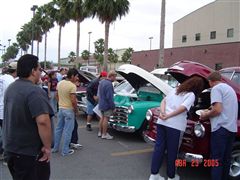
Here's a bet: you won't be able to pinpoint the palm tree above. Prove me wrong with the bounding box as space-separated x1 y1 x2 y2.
81 50 90 64
93 38 104 66
68 51 76 64
108 48 118 69
121 47 134 63
47 0 72 69
16 31 29 54
85 0 130 71
70 0 87 67
16 23 32 54
31 17 43 57
159 0 165 67
36 4 54 69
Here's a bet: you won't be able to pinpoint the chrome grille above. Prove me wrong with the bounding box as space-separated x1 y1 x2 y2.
185 125 193 135
110 106 128 124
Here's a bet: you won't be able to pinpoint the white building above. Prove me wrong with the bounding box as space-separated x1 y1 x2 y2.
173 0 240 47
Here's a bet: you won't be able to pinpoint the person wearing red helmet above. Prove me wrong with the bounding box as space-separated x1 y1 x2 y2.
85 71 108 131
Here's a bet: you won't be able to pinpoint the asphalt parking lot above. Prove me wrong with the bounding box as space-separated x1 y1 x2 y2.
0 114 211 180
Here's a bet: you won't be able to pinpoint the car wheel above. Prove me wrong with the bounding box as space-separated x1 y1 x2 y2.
229 142 240 179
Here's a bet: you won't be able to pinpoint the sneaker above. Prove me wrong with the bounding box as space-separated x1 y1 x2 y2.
149 174 164 180
98 131 102 137
168 174 180 180
86 124 92 131
3 161 7 166
101 133 113 140
70 143 83 149
62 149 74 156
51 149 59 153
0 154 4 161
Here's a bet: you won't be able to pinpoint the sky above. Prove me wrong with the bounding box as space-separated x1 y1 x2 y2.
0 0 215 62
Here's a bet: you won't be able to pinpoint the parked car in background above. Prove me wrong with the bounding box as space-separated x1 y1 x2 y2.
109 64 172 135
79 66 99 76
151 68 178 88
143 61 240 180
220 66 240 85
76 70 96 113
114 80 135 94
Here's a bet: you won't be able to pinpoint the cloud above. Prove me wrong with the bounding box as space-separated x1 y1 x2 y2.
0 0 214 62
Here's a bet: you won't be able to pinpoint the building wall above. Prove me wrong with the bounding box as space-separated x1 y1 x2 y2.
173 0 240 47
60 57 75 67
131 42 240 71
131 50 160 71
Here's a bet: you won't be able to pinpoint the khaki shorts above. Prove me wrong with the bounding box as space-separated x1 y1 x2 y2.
101 109 113 118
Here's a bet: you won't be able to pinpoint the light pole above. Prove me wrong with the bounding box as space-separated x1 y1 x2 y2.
149 37 153 50
31 5 38 55
3 45 6 53
8 39 11 47
88 31 92 65
0 44 2 55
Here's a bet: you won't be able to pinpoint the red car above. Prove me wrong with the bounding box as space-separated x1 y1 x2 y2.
220 66 240 86
143 61 240 180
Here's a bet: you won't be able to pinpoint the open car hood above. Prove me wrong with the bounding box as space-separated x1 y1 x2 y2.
116 64 172 95
77 70 96 84
167 61 240 99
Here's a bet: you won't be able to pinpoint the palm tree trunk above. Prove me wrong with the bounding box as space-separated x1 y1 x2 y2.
159 0 165 68
76 20 80 68
103 21 110 71
44 33 47 69
37 41 39 58
58 26 62 69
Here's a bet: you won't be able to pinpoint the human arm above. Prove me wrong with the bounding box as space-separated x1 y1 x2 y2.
47 81 51 98
36 114 52 162
161 105 187 120
87 79 99 102
200 102 222 119
200 86 222 119
161 92 195 120
70 93 78 113
55 91 59 102
159 98 166 119
105 84 115 109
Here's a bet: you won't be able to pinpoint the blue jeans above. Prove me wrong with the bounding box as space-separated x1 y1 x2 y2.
49 91 58 114
86 100 95 115
0 120 3 154
151 124 180 178
211 127 236 180
53 109 75 156
71 118 78 144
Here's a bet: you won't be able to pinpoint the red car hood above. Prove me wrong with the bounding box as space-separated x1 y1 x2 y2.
166 61 240 99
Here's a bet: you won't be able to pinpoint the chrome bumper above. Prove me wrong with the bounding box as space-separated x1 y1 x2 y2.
179 152 203 163
108 122 135 133
143 133 155 145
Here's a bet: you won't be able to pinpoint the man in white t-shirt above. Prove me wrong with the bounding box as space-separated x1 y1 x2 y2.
201 71 238 180
0 62 17 160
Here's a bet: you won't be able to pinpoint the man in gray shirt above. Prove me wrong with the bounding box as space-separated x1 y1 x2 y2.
201 71 238 180
3 54 53 180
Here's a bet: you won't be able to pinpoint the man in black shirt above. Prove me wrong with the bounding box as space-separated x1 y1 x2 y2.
3 54 53 180
86 71 107 131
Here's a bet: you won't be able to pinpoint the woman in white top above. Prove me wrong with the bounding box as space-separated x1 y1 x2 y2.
149 76 205 180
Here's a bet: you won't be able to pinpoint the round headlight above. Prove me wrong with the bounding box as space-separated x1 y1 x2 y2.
128 105 134 114
146 110 153 121
194 122 205 138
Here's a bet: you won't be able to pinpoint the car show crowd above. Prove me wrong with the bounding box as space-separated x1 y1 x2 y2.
0 54 239 180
